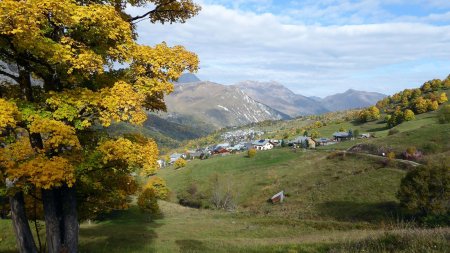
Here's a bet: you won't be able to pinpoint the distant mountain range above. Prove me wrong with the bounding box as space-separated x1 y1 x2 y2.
235 81 329 116
163 81 290 129
319 89 387 112
234 80 386 117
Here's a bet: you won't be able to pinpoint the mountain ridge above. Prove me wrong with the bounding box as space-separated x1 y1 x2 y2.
163 80 290 130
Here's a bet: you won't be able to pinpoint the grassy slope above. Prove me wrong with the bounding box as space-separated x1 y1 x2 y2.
160 149 406 224
1 104 449 253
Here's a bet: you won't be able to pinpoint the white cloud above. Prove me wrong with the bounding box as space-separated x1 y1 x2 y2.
128 3 450 96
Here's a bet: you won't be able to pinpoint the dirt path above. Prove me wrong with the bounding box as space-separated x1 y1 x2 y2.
343 150 422 167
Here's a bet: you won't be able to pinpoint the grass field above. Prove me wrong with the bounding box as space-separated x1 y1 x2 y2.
1 108 449 253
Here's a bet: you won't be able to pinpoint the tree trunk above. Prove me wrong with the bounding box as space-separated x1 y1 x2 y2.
17 65 34 102
42 189 63 253
9 192 38 253
62 186 78 253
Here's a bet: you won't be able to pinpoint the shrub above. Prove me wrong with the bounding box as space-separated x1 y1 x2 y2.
437 104 450 124
137 188 160 215
388 129 399 136
397 162 450 221
403 109 415 121
210 175 236 211
247 148 256 158
178 183 208 209
174 158 187 169
387 152 396 160
402 147 423 161
406 146 417 155
144 176 169 200
358 106 381 122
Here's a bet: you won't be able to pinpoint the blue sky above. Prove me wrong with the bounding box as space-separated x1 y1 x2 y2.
127 0 450 96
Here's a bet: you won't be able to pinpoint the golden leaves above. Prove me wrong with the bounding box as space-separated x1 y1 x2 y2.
30 117 81 151
8 155 75 189
130 43 199 95
0 137 35 170
0 98 20 133
97 137 159 175
99 81 147 126
143 176 169 200
0 0 134 77
47 81 151 128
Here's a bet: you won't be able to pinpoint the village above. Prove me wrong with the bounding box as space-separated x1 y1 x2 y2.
160 129 373 168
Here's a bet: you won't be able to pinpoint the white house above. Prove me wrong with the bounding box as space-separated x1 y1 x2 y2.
252 140 274 150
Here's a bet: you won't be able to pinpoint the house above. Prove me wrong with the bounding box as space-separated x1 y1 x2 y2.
269 139 281 147
187 150 203 160
290 136 316 149
230 143 245 151
214 147 230 155
333 132 352 142
214 143 231 152
360 133 371 138
314 138 332 146
252 140 274 150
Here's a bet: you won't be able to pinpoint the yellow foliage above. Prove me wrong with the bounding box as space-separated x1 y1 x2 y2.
0 98 20 133
174 158 187 168
247 149 257 158
30 117 80 151
428 100 439 111
0 0 134 77
438 93 448 104
144 176 169 200
97 137 159 175
0 137 35 169
0 0 198 199
8 155 75 189
99 81 147 126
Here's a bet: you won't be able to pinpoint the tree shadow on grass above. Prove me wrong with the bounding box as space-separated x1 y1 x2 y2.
176 239 210 253
79 207 163 253
317 201 401 223
367 126 390 132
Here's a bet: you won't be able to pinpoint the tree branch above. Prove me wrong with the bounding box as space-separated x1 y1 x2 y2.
129 0 177 22
0 68 19 81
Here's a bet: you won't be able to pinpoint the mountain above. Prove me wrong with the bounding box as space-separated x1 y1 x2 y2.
234 81 329 117
105 113 211 149
163 81 290 129
309 96 323 102
176 73 201 83
321 89 387 111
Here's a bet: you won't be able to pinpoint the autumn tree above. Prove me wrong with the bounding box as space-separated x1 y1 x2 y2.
403 109 415 121
174 158 187 169
428 100 439 111
0 0 200 252
311 130 320 138
387 109 404 128
437 92 448 104
143 176 169 200
358 106 380 122
413 97 429 114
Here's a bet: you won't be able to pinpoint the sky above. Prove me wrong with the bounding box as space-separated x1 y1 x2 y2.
127 0 450 97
